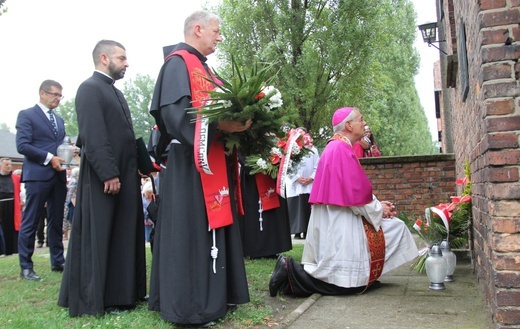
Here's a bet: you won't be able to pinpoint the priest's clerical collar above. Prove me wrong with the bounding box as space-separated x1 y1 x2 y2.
177 42 207 63
95 70 115 84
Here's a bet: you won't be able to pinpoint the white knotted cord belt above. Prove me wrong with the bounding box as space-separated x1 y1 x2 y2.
258 197 264 231
210 227 218 274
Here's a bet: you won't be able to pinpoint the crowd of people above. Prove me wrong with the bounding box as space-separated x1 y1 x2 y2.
0 9 419 328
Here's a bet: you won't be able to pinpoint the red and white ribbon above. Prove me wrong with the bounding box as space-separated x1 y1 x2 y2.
194 115 213 175
276 129 304 198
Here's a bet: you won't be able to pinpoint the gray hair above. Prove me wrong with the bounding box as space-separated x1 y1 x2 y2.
333 109 357 133
184 10 221 35
39 80 63 92
92 40 125 65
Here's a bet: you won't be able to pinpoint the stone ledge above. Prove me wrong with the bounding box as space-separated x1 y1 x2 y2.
360 153 455 165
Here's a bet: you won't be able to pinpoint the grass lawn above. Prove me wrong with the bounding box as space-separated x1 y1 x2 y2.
0 244 304 328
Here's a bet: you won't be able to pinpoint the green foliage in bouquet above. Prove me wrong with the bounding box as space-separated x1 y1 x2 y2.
397 162 472 273
397 211 444 273
244 128 315 179
188 57 293 157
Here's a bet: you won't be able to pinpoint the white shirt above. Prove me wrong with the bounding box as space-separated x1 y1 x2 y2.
37 102 58 165
285 146 320 198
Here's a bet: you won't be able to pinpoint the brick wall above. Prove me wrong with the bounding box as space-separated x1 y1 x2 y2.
440 0 520 327
360 154 456 219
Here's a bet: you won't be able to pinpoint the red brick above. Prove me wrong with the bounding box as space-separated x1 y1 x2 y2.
482 81 520 98
484 99 515 116
486 116 520 132
495 307 520 324
492 183 520 200
482 45 520 64
485 133 519 149
481 28 510 46
480 0 507 10
490 200 520 217
512 0 520 7
487 150 520 165
494 253 520 270
493 233 520 252
497 290 520 306
495 271 520 288
484 166 520 182
480 9 520 28
514 26 520 42
493 218 520 233
483 62 513 81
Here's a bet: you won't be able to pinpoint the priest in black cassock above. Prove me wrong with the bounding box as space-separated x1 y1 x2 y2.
148 11 250 327
238 160 292 259
58 40 147 317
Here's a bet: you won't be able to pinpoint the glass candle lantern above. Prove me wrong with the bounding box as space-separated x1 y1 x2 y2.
440 239 457 282
57 135 75 169
425 244 447 290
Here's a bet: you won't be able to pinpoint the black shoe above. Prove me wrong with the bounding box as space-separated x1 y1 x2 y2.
199 321 216 328
227 303 237 313
51 264 65 272
105 307 129 315
20 269 41 281
104 305 134 315
37 242 43 248
293 234 303 240
269 255 288 297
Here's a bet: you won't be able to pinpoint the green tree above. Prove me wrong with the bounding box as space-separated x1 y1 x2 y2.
214 0 435 154
0 0 7 16
55 75 156 141
122 74 156 140
55 99 78 137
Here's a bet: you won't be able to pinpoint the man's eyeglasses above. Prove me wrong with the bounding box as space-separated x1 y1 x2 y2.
43 90 64 100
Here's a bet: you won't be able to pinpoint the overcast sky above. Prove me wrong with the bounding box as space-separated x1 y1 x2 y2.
0 0 439 138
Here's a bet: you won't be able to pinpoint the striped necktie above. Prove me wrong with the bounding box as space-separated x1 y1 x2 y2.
48 110 58 136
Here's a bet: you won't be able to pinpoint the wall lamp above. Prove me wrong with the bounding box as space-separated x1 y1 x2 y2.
418 21 447 55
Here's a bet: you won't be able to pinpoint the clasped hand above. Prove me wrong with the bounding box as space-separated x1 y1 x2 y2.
217 119 252 133
104 177 121 195
297 177 313 186
381 201 397 219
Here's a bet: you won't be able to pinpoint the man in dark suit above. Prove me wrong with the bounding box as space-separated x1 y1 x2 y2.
16 80 67 280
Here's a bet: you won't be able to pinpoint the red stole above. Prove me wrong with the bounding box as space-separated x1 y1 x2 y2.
255 174 280 211
12 174 21 231
361 217 385 292
170 50 233 229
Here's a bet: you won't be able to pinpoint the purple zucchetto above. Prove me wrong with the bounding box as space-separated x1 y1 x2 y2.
332 107 354 126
